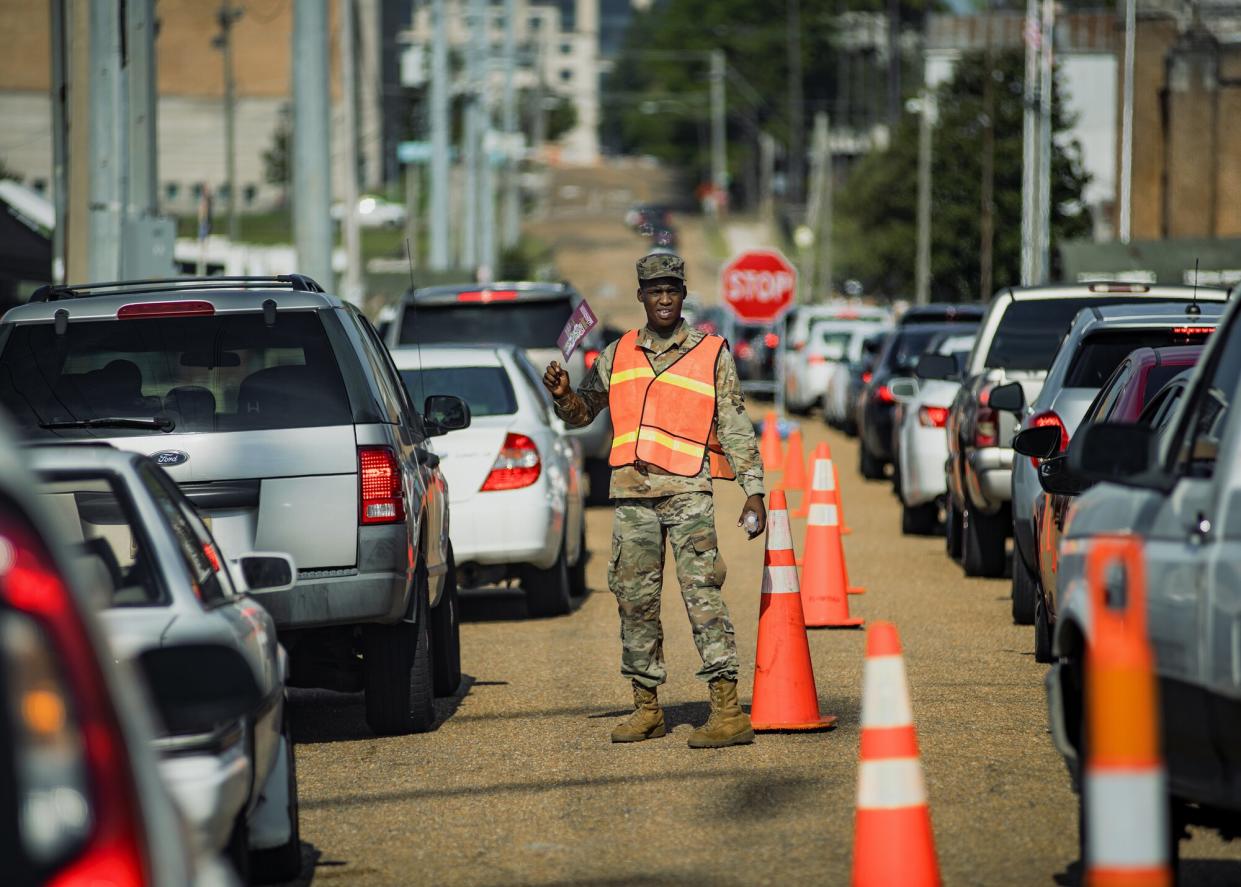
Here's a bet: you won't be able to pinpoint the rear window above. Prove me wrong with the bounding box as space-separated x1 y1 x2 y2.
1064 330 1212 388
399 366 517 417
1141 364 1188 406
813 329 852 358
0 312 352 435
882 325 975 373
398 298 572 349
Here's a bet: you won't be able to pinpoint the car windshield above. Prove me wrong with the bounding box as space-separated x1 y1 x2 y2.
399 366 517 417
0 311 353 436
398 298 572 348
37 474 165 607
1064 329 1213 388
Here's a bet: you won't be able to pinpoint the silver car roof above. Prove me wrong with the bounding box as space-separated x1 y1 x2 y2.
3 287 344 325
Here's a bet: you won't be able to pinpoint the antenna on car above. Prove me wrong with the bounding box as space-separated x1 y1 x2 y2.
1187 258 1202 317
404 237 428 414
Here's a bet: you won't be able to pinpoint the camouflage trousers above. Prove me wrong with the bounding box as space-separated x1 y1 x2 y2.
608 492 738 688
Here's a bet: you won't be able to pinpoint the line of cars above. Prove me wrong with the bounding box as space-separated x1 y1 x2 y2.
0 272 595 883
842 281 1241 864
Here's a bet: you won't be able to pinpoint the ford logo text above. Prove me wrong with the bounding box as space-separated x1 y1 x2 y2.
153 450 189 466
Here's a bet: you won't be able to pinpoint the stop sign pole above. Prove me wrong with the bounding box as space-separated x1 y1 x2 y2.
720 249 797 417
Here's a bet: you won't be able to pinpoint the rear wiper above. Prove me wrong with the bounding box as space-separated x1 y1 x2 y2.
39 416 176 433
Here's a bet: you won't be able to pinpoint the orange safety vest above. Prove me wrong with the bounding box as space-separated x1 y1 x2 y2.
608 329 736 479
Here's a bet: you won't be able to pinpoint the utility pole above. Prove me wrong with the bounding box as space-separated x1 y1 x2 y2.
887 0 901 124
501 0 520 249
462 0 484 271
759 131 775 224
339 0 363 305
475 0 496 279
914 90 934 305
213 3 242 243
980 9 996 301
50 0 67 282
786 0 804 204
293 0 334 289
1020 0 1038 285
710 48 727 212
817 115 833 298
85 0 122 282
802 113 830 301
428 0 450 270
1037 0 1055 281
1119 0 1136 243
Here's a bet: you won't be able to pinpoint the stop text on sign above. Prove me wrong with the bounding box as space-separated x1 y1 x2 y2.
720 249 797 322
724 269 795 303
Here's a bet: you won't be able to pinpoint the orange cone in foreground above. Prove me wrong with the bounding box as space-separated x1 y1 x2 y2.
781 427 808 500
852 622 940 887
801 446 865 628
750 490 837 732
1082 537 1170 887
760 411 783 472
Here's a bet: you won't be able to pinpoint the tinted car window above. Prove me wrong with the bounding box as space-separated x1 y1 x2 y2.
398 298 572 348
881 325 975 374
400 367 517 417
984 298 1171 371
1064 330 1212 388
0 312 352 435
1170 318 1241 479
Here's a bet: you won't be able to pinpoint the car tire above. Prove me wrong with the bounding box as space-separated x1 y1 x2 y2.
364 569 436 735
901 502 938 536
569 523 589 597
962 506 1006 577
250 709 302 884
859 443 885 480
523 543 572 618
431 549 461 697
1034 591 1053 663
1011 551 1037 626
946 496 963 560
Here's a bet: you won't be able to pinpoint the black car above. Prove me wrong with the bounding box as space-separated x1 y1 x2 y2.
857 322 979 479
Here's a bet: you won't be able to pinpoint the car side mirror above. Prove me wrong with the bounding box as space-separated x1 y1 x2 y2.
424 394 471 436
988 381 1025 413
1013 425 1062 459
1036 455 1091 496
915 353 957 381
888 377 919 402
232 551 297 593
138 644 262 734
1068 422 1168 490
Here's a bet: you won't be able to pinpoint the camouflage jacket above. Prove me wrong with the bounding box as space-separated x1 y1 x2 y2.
554 321 765 500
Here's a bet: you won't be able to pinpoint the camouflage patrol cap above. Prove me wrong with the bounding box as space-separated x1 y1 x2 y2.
636 252 686 283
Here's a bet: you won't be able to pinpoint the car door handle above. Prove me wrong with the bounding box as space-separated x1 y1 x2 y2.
415 448 440 469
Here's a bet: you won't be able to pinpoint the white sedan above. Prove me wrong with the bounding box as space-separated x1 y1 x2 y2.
822 325 892 429
786 318 888 414
390 345 587 617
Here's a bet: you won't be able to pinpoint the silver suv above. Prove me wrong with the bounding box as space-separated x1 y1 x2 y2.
0 275 469 735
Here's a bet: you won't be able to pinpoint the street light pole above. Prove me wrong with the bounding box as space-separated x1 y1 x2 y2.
1119 0 1135 243
428 0 450 270
710 48 727 210
1037 0 1055 281
1020 0 1038 285
214 3 242 243
339 0 363 305
914 90 933 305
501 0 520 249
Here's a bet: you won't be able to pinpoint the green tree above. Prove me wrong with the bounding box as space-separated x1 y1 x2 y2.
262 105 292 207
835 50 1091 299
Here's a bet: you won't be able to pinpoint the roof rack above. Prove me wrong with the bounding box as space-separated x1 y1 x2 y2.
29 274 326 303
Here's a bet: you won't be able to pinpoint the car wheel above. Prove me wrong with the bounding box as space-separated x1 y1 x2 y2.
901 502 938 536
431 548 461 697
523 543 572 618
859 443 885 480
1011 551 1037 626
962 506 1006 577
250 709 302 884
364 567 436 735
1034 592 1053 663
946 496 963 560
569 523 588 596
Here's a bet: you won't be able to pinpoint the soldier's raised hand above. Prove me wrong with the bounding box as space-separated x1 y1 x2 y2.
543 361 571 399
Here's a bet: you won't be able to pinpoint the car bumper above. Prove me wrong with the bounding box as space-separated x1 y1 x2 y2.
966 446 1012 512
158 737 252 854
901 424 948 507
451 484 564 572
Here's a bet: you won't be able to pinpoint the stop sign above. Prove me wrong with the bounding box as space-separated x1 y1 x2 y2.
720 249 797 323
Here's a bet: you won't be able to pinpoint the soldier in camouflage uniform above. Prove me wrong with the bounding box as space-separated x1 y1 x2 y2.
543 252 766 748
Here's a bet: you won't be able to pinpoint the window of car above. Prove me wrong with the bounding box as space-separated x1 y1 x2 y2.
0 311 353 435
1065 329 1213 389
811 328 852 360
1169 321 1241 479
36 473 166 607
398 296 573 348
984 298 1167 371
137 463 231 606
400 365 517 418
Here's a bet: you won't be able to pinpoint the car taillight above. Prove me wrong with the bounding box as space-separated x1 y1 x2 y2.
116 300 214 319
736 342 754 360
862 371 873 384
874 384 895 405
918 405 949 427
456 289 518 302
481 433 542 491
584 349 600 370
1027 410 1069 467
0 512 148 885
975 406 998 447
764 332 780 349
359 446 405 524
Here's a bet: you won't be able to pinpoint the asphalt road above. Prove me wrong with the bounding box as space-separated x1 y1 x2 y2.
284 418 1241 886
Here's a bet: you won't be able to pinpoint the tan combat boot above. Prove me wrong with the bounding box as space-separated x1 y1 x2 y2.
610 683 666 743
687 678 755 748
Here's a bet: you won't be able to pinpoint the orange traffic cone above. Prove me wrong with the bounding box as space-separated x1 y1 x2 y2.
1082 537 1171 887
760 411 783 473
750 490 837 732
852 622 940 887
801 446 865 628
781 426 808 502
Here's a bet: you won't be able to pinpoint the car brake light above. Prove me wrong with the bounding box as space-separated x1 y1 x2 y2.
1027 410 1069 467
201 542 221 572
359 447 405 524
1088 283 1149 294
736 342 754 360
481 433 542 491
918 406 949 427
862 371 873 384
116 300 215 319
584 349 600 370
1172 326 1214 338
764 332 780 349
976 385 999 447
0 511 148 885
875 384 895 405
456 290 518 302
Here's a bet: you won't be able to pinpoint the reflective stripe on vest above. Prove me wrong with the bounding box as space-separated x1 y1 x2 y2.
608 329 734 479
